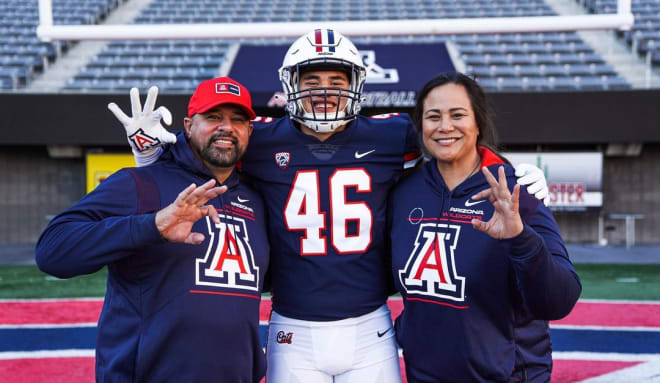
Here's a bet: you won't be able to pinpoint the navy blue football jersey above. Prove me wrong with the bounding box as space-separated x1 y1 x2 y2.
242 114 421 321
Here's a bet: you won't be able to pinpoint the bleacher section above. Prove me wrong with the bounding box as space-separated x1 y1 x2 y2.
581 0 660 66
65 40 229 92
1 0 649 92
0 0 121 90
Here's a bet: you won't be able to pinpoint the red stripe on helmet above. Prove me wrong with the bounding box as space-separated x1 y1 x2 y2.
315 29 323 52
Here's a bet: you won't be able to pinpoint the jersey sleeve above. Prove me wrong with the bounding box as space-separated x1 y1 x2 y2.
504 204 582 320
401 114 423 170
35 170 165 278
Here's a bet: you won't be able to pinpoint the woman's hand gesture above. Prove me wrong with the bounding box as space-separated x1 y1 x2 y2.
470 166 524 239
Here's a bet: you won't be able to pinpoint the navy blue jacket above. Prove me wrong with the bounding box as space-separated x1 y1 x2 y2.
388 148 581 383
36 132 269 383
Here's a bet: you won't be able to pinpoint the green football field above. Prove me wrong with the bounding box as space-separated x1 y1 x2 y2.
1 264 659 300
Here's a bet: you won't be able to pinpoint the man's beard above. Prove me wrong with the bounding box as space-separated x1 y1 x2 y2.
198 133 243 168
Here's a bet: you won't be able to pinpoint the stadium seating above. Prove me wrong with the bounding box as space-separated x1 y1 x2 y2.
581 0 660 66
0 0 121 89
0 0 642 92
63 0 633 92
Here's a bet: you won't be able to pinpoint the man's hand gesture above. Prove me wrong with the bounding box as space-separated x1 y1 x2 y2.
155 180 227 245
470 166 524 240
108 86 177 166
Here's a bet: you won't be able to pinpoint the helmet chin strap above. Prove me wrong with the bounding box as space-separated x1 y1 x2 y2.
300 111 348 133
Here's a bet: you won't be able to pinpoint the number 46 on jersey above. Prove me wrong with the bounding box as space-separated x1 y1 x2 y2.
284 169 373 256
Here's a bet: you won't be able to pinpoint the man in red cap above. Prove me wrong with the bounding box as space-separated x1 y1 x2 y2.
36 77 270 382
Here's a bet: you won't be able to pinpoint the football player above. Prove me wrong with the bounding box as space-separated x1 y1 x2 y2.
110 29 549 382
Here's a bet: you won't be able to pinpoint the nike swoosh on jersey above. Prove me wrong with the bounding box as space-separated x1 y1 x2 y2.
354 149 376 159
237 196 250 203
377 328 391 337
465 199 486 207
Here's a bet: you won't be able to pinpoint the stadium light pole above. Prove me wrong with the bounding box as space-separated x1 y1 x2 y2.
36 0 633 41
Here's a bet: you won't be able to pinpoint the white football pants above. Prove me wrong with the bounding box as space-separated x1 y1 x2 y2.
266 304 401 383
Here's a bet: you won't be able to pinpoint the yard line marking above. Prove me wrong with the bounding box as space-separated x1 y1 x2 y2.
0 298 103 303
0 350 94 360
579 360 660 383
0 323 97 329
578 299 660 305
553 352 660 362
551 325 660 332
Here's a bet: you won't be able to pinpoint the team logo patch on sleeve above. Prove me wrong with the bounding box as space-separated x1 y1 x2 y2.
128 128 160 152
275 152 290 170
215 82 240 96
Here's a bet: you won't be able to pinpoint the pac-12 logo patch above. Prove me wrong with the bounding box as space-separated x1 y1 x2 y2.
275 152 290 170
399 223 465 302
128 128 160 152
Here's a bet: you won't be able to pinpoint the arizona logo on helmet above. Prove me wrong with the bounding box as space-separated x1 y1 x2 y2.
310 29 339 54
128 128 160 152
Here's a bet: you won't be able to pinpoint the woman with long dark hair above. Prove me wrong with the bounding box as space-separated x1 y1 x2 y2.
388 72 581 382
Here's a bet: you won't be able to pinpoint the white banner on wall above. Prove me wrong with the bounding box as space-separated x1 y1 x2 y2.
503 152 603 211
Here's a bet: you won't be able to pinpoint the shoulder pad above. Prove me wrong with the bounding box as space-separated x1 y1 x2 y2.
251 116 276 124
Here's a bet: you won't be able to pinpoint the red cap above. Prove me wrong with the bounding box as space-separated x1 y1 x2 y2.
187 77 256 120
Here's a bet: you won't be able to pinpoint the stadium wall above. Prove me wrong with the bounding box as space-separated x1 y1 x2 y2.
0 91 658 247
0 147 84 244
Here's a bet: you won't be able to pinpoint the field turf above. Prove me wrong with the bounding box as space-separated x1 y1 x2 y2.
0 263 658 300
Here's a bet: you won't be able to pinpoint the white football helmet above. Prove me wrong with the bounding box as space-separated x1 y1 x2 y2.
279 29 367 133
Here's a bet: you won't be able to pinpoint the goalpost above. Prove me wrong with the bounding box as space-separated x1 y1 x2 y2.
36 0 634 41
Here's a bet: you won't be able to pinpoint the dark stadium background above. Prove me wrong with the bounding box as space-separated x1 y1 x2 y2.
1 89 658 246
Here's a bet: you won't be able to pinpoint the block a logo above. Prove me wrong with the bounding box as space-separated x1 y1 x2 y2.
399 223 465 301
196 215 259 291
128 128 161 152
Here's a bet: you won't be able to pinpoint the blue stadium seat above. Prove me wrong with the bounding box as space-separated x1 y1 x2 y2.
485 54 511 65
521 76 551 90
566 64 592 76
530 53 557 64
0 75 15 89
475 77 499 91
516 65 542 77
548 76 578 90
509 54 535 65
540 64 567 77
602 76 632 90
498 77 524 91
470 66 492 77
576 76 607 90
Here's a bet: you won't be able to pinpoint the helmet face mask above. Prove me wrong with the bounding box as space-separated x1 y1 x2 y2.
279 30 367 133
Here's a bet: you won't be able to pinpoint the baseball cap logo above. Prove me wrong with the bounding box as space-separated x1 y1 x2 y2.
216 83 240 96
